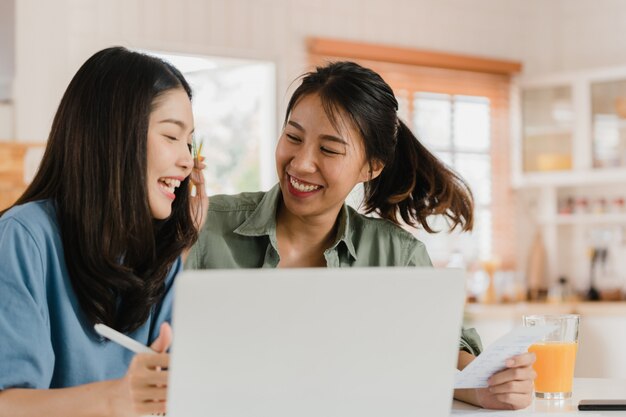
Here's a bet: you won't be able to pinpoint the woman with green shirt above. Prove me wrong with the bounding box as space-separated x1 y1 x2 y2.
187 61 535 410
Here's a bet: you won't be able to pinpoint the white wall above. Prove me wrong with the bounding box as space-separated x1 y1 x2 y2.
13 0 71 141
13 0 535 142
12 0 626 142
522 0 626 76
0 0 14 102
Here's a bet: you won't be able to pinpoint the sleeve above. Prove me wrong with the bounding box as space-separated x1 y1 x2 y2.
183 240 201 269
0 219 55 390
407 240 433 267
459 327 483 356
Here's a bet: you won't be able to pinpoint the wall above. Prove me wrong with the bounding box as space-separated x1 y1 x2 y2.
13 0 71 142
12 0 536 142
0 0 15 138
522 0 626 76
12 1 626 141
0 0 14 101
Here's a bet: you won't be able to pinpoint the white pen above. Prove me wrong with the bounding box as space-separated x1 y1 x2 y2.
94 323 156 354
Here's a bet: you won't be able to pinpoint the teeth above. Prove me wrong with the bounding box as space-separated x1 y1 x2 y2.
159 178 181 194
161 178 181 188
290 176 321 192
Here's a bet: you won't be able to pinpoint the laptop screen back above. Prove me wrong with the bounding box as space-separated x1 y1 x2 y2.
168 267 465 417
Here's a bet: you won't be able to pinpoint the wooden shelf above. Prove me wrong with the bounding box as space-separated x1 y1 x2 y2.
465 301 626 320
524 125 573 137
515 168 626 188
539 213 626 225
0 142 46 210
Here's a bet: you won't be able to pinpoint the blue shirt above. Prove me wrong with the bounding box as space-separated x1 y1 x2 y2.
0 200 180 390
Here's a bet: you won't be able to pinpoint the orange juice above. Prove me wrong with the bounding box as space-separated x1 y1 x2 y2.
528 342 578 394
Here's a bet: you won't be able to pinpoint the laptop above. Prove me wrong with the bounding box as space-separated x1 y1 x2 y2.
167 267 466 417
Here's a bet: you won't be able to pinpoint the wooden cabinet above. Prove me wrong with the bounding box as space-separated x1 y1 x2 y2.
515 66 626 180
521 85 574 172
514 67 626 294
0 142 45 210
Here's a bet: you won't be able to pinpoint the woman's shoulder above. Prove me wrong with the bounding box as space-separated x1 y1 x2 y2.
346 205 419 243
345 205 430 266
0 200 58 235
0 200 61 281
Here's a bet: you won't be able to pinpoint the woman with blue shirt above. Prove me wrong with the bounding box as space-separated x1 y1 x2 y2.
186 61 536 410
0 47 200 416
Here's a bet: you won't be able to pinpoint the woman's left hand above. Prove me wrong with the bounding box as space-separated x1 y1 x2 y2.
475 352 536 410
189 156 208 232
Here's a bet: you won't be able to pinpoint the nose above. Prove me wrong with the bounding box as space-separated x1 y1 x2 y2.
179 144 194 175
289 143 317 174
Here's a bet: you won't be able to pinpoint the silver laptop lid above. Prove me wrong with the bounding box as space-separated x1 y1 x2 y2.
168 267 465 417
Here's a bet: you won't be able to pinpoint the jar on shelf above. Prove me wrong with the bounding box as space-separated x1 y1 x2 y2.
612 197 626 213
574 197 590 214
558 196 575 214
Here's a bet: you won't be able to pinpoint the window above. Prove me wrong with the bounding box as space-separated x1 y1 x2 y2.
408 92 492 262
146 51 276 194
308 38 520 268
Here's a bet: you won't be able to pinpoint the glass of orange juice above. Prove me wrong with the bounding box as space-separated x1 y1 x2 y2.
523 314 580 399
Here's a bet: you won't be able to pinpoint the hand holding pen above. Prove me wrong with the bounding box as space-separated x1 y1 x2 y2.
95 324 156 354
96 322 171 416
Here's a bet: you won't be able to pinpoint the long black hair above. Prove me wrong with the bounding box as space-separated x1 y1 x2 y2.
2 47 198 332
284 61 474 232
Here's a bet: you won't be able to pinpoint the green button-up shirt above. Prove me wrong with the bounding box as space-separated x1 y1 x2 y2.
185 184 482 355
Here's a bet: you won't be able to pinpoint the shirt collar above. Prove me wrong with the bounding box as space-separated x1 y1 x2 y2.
234 183 358 261
234 184 281 237
328 203 357 260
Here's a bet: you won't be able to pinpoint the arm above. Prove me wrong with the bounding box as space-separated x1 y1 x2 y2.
0 380 131 417
183 156 208 263
454 350 536 410
0 324 172 417
0 213 172 416
189 155 208 232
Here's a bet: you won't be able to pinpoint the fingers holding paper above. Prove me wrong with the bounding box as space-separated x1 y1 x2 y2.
476 352 536 410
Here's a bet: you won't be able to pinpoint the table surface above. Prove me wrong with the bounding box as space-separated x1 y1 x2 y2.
452 378 626 415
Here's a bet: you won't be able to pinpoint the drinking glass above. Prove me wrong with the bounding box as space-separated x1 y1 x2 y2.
523 314 580 399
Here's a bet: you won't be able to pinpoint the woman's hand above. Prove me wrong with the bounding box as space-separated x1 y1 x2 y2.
474 352 536 410
189 156 208 232
116 322 173 416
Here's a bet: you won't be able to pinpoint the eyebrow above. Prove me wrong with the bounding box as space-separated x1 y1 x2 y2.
287 120 348 145
159 118 195 135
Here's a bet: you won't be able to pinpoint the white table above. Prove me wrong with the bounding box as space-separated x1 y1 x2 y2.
452 378 626 416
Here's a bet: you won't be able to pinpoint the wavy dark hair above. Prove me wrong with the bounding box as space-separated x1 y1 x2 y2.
284 61 474 232
1 47 198 332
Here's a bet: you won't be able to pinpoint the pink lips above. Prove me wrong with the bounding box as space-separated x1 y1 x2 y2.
158 176 185 201
159 183 176 201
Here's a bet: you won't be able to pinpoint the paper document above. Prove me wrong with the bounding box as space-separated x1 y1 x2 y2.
454 325 556 389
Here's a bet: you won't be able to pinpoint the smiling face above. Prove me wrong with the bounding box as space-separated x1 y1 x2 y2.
146 87 195 219
275 93 382 222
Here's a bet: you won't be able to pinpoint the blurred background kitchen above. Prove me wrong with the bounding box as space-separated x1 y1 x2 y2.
1 0 626 377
